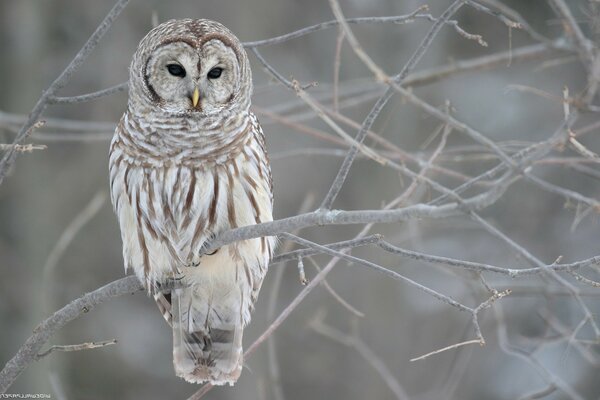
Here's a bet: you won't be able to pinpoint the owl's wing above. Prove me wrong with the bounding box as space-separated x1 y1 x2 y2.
250 113 273 205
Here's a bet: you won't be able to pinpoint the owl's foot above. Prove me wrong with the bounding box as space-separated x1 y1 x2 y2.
200 232 219 255
189 234 220 267
189 259 201 268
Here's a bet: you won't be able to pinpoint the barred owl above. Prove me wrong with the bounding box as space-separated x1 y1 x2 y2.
109 19 275 385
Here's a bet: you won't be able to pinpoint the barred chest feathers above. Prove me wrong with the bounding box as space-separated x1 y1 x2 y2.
109 111 274 308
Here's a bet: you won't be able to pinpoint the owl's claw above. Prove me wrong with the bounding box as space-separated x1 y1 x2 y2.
199 232 218 255
187 233 221 268
200 233 220 255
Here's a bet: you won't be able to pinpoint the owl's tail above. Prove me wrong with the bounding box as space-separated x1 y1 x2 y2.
155 286 244 385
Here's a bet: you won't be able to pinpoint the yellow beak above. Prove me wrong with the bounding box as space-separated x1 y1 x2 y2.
192 87 200 108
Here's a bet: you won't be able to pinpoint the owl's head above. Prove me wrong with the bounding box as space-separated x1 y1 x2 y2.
129 19 252 118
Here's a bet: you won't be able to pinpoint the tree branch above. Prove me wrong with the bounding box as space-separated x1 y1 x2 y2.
0 276 142 394
0 0 130 186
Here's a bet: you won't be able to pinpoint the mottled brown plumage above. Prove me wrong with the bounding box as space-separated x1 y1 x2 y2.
109 19 274 385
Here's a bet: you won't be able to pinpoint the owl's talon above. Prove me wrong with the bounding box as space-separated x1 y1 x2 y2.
197 233 220 257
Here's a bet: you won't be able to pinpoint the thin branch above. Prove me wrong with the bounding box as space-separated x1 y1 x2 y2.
280 233 473 313
332 27 344 112
377 240 600 277
36 339 117 360
41 192 106 314
306 257 365 318
539 310 600 365
404 43 563 87
310 312 409 400
548 0 594 66
518 385 557 400
0 43 564 143
291 80 387 163
469 0 550 44
282 234 514 366
319 0 466 209
242 10 430 48
0 0 130 186
495 304 585 400
47 82 128 104
409 339 483 362
390 80 600 210
0 144 47 153
0 276 142 394
271 234 382 265
328 0 389 82
0 111 116 132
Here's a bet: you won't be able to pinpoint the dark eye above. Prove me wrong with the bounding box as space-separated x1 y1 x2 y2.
167 64 186 77
207 67 223 79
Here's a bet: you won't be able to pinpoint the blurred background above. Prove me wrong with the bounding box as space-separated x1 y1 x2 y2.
1 0 600 399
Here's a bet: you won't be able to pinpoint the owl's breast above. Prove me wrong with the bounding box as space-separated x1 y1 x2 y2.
109 122 273 286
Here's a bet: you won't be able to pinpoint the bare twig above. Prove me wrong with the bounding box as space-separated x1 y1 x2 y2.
0 276 142 394
36 339 117 360
243 10 432 48
332 27 345 112
328 0 390 82
280 233 473 313
495 304 585 400
291 80 387 163
306 257 365 317
548 0 594 66
0 144 47 153
310 312 409 400
41 192 107 313
0 0 130 186
410 339 483 362
271 234 382 265
319 0 466 209
47 82 128 104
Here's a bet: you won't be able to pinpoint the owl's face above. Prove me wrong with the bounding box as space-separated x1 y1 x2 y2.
145 39 240 114
130 20 252 118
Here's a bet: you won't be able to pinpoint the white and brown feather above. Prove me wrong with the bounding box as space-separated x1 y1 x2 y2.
109 19 274 385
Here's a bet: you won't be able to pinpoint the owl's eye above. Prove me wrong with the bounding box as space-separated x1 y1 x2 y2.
207 67 223 79
167 64 186 77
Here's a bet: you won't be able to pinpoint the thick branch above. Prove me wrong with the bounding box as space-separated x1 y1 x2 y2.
201 204 461 255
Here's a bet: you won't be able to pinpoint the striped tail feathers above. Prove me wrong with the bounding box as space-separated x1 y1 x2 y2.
169 286 244 385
